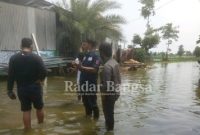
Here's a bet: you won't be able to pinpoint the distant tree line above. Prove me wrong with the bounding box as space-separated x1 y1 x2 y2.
151 45 200 58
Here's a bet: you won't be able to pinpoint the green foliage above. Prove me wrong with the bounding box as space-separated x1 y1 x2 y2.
185 51 192 56
141 6 152 19
197 35 200 44
177 45 184 57
161 23 179 42
140 0 156 18
142 34 160 53
54 0 125 57
139 0 158 26
152 52 197 62
134 0 160 57
160 23 179 60
133 48 146 62
193 46 200 57
132 34 142 46
132 27 160 54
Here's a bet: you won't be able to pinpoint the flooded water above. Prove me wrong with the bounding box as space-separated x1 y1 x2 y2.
1 62 200 135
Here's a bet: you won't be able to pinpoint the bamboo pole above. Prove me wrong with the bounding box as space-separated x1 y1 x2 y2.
31 33 48 97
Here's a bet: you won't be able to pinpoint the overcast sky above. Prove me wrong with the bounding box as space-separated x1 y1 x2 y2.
47 0 200 53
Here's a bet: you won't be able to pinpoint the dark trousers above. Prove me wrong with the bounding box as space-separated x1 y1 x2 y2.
102 95 116 131
82 94 99 119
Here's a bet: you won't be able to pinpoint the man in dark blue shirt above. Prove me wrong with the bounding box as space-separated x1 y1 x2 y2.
7 38 47 129
75 42 87 101
77 39 100 120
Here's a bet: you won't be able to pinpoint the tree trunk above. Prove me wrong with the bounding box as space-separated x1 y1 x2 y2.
165 43 169 61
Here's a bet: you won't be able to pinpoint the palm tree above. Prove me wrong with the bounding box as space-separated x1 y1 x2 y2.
55 0 126 57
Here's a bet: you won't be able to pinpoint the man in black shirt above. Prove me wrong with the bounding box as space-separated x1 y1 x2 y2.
7 38 47 129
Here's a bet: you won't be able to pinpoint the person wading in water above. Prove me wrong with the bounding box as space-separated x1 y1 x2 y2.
99 42 121 132
76 39 100 120
7 38 47 129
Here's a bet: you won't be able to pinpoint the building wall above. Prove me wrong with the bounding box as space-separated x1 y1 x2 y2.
0 1 56 51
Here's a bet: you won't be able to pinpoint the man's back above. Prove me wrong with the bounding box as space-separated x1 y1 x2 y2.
100 58 121 95
8 51 47 89
104 59 121 86
7 38 46 129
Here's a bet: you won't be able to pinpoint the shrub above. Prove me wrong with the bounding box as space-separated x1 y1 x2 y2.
133 48 146 62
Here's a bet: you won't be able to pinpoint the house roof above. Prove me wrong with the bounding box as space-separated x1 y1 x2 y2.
0 0 55 10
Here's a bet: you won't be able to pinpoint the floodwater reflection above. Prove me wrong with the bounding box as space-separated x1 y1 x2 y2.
1 62 200 135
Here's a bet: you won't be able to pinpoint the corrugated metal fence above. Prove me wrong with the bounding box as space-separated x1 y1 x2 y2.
0 1 56 51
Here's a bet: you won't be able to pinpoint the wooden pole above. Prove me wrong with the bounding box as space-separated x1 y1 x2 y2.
31 33 48 96
31 33 40 56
